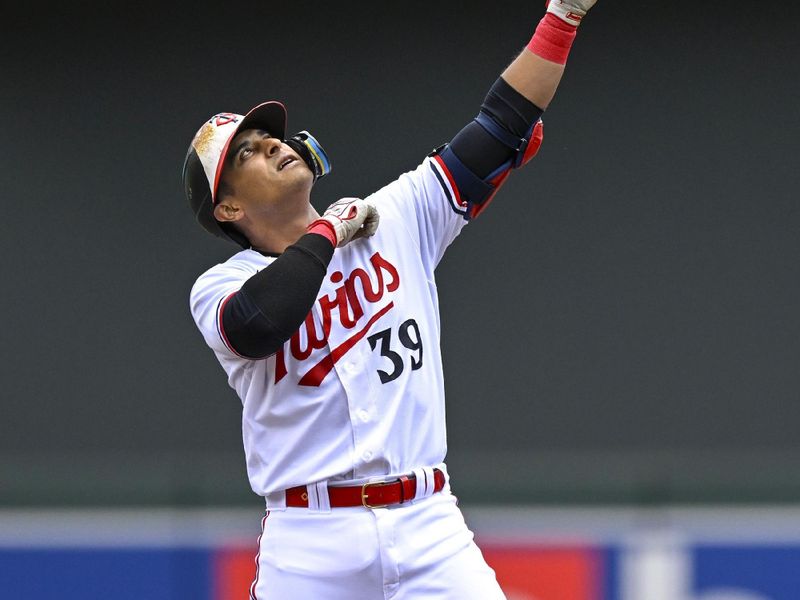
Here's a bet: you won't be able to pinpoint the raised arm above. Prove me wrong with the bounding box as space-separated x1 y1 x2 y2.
503 0 597 108
432 0 598 219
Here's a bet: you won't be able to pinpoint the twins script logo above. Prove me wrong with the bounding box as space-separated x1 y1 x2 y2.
274 252 400 386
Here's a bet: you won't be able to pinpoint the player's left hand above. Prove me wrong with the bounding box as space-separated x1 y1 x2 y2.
313 197 380 247
546 0 598 26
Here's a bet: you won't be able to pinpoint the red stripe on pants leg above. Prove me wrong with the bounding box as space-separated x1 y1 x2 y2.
249 512 269 600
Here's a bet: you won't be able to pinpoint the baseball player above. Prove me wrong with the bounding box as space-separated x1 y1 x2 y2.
183 1 597 598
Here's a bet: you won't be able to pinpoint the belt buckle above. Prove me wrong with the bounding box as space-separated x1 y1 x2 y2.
361 481 391 509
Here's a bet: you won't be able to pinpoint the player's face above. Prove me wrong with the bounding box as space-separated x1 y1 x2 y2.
219 128 313 211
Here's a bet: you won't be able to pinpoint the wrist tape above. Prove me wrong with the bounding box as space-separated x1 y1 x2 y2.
526 13 578 65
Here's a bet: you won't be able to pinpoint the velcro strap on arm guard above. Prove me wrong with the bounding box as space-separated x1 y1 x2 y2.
475 112 544 169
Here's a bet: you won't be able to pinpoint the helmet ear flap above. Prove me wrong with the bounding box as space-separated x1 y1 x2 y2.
285 131 331 181
183 147 250 248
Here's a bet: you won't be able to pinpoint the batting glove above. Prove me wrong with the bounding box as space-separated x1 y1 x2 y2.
310 197 380 247
546 0 598 27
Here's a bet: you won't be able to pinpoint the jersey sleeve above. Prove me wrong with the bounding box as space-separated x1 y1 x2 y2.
369 156 469 270
189 256 260 358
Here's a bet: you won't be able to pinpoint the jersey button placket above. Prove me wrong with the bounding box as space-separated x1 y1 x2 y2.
339 348 372 473
337 346 374 471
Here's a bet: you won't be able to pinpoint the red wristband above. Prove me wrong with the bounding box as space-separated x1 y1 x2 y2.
526 13 577 66
307 219 338 247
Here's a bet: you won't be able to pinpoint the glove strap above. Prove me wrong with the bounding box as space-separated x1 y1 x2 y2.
307 219 338 247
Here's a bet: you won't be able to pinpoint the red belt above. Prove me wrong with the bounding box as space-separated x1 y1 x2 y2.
285 469 445 509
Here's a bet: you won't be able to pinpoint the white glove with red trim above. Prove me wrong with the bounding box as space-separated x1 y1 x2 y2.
311 197 380 247
546 0 598 27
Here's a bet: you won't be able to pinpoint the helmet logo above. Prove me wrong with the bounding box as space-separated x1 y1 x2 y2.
212 113 239 127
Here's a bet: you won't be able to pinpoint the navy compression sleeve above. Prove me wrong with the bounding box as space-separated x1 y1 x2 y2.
220 233 334 359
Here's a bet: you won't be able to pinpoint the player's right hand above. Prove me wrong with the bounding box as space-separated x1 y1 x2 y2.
546 0 598 26
312 197 380 247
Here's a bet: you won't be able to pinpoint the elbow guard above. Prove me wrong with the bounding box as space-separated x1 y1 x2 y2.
432 76 545 219
432 115 543 220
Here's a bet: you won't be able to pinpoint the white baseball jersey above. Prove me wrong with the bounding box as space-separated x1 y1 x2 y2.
190 156 467 496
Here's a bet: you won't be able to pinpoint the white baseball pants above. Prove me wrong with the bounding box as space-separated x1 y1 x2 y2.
249 490 506 599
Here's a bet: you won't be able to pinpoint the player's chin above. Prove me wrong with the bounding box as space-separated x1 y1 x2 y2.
285 165 314 190
272 174 313 201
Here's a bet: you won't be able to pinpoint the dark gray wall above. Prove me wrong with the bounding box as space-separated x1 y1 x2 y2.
3 1 799 505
